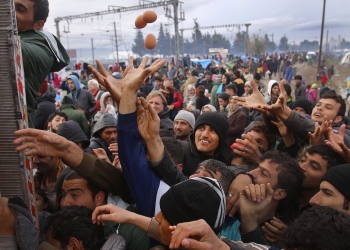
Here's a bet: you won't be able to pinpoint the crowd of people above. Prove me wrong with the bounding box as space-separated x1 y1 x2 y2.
2 0 350 250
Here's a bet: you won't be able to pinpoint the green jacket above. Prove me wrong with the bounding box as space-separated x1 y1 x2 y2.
104 206 150 250
210 80 221 108
59 103 89 135
19 30 69 128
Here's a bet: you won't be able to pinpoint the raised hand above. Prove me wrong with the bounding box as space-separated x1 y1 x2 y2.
233 79 266 109
226 174 252 217
262 217 288 243
121 56 166 93
92 204 132 226
108 143 118 156
261 80 289 119
88 60 122 104
92 148 111 164
169 219 229 250
233 133 263 165
136 97 160 142
325 124 350 163
308 116 331 145
239 183 274 215
271 117 290 138
13 129 83 167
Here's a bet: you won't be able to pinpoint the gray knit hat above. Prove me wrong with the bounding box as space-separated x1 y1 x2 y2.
174 110 195 130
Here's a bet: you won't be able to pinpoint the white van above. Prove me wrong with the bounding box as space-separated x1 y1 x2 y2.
306 51 316 59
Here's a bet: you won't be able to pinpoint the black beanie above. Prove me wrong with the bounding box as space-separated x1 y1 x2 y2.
194 112 229 144
57 120 90 149
62 96 74 105
322 164 350 200
319 87 331 98
254 73 261 81
217 92 231 102
292 98 312 115
160 177 226 234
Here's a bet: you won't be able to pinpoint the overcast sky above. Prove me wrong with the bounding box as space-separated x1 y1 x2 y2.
44 0 350 52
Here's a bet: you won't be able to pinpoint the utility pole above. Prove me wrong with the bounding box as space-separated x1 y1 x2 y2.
91 38 95 63
55 1 185 61
173 0 180 61
245 23 251 56
193 19 197 57
325 30 329 55
180 29 185 57
113 22 119 63
317 0 326 75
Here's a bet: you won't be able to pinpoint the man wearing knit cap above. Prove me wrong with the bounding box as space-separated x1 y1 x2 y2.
57 120 90 149
310 163 350 215
173 110 195 141
291 97 312 115
91 177 226 247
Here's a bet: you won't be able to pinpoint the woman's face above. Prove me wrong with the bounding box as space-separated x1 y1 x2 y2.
35 193 47 212
202 107 212 113
222 75 228 84
229 98 237 110
244 85 251 94
218 98 228 107
272 85 280 95
189 88 196 95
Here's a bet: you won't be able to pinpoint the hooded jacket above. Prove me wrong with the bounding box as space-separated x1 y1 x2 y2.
86 114 118 161
158 108 174 130
210 80 222 108
67 75 96 120
94 92 119 124
57 120 90 149
59 102 89 135
35 91 56 130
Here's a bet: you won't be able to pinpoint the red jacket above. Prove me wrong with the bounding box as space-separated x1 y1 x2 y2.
321 75 328 84
172 90 183 110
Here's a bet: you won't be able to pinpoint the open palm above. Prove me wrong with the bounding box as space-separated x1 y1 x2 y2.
88 60 122 103
121 56 166 93
233 80 266 109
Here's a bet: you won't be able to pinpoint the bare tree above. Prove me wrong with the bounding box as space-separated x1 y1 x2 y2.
248 34 266 55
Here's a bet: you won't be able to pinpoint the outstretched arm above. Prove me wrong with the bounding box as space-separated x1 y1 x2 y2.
13 129 83 167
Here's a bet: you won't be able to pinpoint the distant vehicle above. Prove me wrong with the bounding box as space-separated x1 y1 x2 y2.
306 51 317 59
340 52 350 65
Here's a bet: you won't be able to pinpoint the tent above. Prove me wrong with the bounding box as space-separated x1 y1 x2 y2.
340 52 350 65
191 59 220 69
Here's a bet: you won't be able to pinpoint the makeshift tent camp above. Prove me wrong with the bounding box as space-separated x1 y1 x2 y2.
340 52 350 65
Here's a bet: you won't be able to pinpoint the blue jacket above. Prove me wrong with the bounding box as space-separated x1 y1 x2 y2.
284 66 293 82
117 112 169 217
67 75 96 120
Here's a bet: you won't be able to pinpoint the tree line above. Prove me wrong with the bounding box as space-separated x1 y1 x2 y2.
132 21 350 56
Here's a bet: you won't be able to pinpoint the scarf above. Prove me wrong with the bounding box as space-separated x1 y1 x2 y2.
227 105 241 118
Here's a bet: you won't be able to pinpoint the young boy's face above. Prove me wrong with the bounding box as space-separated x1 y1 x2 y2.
155 211 172 245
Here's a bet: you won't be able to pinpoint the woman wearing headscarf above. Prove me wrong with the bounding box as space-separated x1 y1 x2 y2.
183 84 197 110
